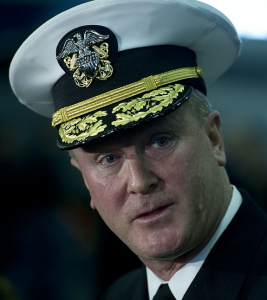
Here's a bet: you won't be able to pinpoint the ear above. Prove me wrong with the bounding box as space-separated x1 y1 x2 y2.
70 157 97 210
70 157 89 190
204 111 226 166
70 157 81 170
90 198 96 210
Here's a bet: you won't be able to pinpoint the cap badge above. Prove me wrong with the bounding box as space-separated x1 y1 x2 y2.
56 30 113 87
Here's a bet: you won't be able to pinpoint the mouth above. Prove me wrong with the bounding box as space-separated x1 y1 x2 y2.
143 207 165 216
135 204 173 221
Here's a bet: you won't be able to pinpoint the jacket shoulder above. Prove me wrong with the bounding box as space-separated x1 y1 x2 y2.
100 266 148 300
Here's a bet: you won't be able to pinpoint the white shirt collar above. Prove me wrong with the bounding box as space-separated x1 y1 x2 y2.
147 185 242 300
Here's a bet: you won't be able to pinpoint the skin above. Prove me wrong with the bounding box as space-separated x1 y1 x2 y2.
71 100 232 280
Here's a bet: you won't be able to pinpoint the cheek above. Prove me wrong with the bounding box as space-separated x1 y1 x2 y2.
83 171 125 220
164 142 213 210
87 176 116 205
165 146 199 187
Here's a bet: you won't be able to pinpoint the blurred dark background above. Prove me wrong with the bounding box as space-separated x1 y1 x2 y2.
0 1 266 300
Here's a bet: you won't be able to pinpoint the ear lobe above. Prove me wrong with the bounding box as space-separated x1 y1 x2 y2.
205 111 226 166
90 199 96 210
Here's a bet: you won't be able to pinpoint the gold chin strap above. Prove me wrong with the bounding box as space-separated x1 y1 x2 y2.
52 66 203 127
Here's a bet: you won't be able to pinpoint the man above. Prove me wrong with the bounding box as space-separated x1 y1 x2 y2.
9 0 267 299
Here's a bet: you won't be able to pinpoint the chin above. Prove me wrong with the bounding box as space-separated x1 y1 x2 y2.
136 243 183 262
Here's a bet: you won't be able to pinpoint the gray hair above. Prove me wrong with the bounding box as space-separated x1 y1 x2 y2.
189 88 212 124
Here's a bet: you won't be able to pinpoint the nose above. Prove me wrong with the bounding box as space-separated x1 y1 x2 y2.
126 155 159 195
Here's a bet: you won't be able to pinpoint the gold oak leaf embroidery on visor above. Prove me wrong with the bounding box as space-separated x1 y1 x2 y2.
59 111 108 144
111 84 185 127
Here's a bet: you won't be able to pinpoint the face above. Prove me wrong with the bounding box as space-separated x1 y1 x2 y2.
71 101 228 263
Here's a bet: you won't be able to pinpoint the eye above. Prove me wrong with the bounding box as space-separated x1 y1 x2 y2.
94 152 122 175
101 154 118 165
145 134 174 160
152 136 170 148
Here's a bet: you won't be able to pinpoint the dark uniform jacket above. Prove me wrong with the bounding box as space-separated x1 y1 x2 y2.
101 189 267 299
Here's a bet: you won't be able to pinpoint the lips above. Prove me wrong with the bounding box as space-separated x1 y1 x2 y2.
134 204 172 221
142 207 164 216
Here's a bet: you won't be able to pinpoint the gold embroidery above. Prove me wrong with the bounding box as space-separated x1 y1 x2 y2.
73 68 94 87
59 111 107 144
52 66 202 127
64 53 77 71
112 84 184 127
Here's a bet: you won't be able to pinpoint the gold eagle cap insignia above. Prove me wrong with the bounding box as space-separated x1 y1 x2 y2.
57 29 113 87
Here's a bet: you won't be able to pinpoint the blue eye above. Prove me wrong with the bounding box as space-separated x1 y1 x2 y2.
153 136 170 147
103 154 118 164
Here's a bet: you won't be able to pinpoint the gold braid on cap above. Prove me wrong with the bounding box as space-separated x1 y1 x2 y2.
52 66 203 127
